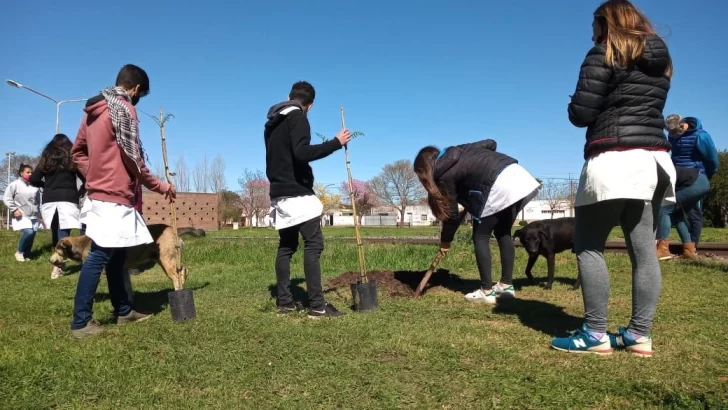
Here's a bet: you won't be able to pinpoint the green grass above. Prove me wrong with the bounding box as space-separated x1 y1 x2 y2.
1 230 727 409
213 225 728 243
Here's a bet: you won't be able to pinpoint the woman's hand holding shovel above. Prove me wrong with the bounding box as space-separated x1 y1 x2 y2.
439 242 451 254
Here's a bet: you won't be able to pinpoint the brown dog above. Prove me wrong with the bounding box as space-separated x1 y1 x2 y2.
49 224 204 287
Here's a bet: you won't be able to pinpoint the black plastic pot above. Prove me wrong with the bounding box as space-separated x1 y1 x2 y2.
350 280 378 312
168 288 196 322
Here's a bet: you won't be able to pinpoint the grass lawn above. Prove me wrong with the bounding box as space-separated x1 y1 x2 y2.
211 225 728 243
1 230 727 409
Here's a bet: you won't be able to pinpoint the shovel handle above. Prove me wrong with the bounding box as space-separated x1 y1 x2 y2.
414 250 446 297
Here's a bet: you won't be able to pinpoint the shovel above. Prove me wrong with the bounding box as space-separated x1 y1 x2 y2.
414 250 446 297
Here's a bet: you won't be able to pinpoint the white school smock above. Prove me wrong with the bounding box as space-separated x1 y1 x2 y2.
575 149 676 208
270 195 323 230
40 202 82 230
481 163 541 218
80 197 153 248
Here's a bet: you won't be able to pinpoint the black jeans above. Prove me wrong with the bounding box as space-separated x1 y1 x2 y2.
472 201 521 288
275 217 325 309
50 211 71 247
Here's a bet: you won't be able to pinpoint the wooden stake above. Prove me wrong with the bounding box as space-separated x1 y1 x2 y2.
341 106 367 283
158 106 184 290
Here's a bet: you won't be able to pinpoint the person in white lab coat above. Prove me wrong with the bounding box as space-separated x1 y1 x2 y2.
30 133 85 279
3 164 41 262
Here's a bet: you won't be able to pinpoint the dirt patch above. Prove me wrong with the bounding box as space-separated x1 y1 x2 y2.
326 269 467 297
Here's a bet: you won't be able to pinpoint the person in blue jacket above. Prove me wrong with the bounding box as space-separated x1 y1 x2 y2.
664 114 719 256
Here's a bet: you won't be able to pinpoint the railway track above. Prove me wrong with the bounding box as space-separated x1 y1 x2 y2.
206 236 728 258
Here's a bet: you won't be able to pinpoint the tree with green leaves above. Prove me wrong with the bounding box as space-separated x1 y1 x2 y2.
702 150 728 227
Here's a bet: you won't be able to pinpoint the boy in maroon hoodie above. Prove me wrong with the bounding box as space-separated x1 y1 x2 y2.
70 64 175 338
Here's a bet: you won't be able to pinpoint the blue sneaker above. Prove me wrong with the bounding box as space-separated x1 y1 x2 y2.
609 327 653 358
551 325 613 355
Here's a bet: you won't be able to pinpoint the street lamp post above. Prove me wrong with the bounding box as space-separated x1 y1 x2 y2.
5 152 15 230
6 79 87 134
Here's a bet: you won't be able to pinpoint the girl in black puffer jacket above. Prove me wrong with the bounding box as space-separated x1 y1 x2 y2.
414 139 540 305
30 134 84 279
551 0 677 357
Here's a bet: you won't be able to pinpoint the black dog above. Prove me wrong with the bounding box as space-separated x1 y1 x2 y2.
513 217 578 290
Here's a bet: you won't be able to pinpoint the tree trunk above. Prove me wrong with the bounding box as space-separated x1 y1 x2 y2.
399 208 406 225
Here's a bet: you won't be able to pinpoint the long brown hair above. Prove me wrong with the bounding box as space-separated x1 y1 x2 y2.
413 146 450 221
37 133 75 173
594 0 673 79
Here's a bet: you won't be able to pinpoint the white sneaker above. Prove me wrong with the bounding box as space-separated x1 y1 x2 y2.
50 266 63 280
465 288 497 304
493 283 516 299
15 252 25 262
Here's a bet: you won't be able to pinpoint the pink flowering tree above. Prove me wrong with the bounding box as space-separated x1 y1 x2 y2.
340 179 378 224
238 169 271 227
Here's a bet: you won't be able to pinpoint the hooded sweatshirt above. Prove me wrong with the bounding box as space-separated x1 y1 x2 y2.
264 101 342 199
669 117 720 178
71 94 169 207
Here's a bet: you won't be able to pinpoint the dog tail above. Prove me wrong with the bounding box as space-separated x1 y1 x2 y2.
178 227 206 238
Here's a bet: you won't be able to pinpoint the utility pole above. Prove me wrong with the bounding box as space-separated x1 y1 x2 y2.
5 152 15 230
568 173 576 217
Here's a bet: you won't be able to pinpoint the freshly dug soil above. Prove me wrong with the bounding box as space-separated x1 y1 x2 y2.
327 269 464 297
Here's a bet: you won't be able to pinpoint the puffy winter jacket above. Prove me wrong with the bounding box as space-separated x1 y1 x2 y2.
568 35 672 159
433 139 516 242
669 117 720 178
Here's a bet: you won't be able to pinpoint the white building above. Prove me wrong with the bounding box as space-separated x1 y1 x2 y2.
240 212 274 227
519 199 574 221
324 205 437 227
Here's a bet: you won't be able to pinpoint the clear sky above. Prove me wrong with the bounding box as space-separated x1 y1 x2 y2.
1 0 725 191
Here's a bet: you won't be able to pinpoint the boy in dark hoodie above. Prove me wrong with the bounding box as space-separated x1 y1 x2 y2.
264 81 351 318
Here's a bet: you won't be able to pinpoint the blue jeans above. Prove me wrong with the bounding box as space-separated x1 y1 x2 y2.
657 173 710 242
17 228 36 255
687 202 702 247
71 242 132 329
50 211 71 247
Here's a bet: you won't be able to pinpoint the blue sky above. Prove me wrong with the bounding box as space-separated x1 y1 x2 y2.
1 0 725 191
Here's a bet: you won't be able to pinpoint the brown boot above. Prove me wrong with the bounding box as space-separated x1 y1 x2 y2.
656 240 673 260
682 242 698 259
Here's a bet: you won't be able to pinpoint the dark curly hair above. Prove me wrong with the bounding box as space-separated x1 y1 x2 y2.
38 134 75 173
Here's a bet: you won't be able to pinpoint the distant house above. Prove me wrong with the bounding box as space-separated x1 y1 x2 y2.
239 211 273 227
369 205 438 226
519 199 574 221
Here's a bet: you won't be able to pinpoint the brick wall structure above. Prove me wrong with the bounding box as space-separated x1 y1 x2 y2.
141 190 219 231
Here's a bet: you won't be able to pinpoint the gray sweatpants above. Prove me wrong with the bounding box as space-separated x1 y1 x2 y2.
575 160 672 335
575 199 662 335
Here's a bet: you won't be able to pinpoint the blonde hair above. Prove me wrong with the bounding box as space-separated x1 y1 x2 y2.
595 0 672 79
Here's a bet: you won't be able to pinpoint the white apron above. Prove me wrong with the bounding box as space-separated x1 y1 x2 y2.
11 216 42 232
80 197 153 248
270 195 323 230
41 202 82 230
575 150 676 207
481 163 541 218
